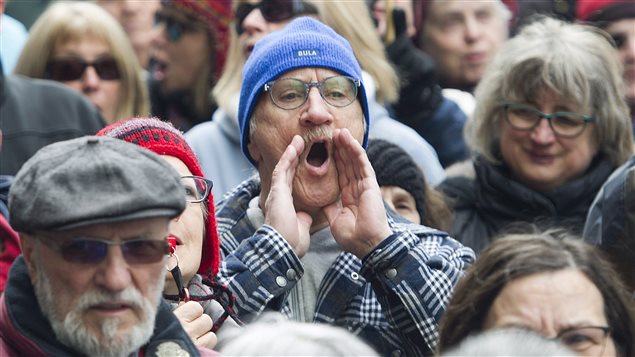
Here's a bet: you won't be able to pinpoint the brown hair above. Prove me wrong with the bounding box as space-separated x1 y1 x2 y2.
423 185 453 232
437 229 635 356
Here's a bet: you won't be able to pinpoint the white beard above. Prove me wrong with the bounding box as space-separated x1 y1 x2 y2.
33 257 166 357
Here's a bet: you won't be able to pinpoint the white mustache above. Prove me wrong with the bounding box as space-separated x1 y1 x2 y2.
75 287 144 312
302 127 333 145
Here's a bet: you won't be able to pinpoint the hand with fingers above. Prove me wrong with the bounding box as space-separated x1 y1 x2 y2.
173 301 218 350
264 135 313 258
323 128 393 259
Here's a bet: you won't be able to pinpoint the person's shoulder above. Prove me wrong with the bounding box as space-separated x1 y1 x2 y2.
6 75 105 127
369 113 446 185
216 176 260 213
584 155 635 243
186 109 235 146
444 159 475 179
186 119 219 138
8 75 87 103
439 161 477 205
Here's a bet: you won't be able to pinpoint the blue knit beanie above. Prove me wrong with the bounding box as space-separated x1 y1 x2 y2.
238 16 370 166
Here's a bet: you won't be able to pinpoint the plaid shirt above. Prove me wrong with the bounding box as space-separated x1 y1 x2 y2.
216 178 475 356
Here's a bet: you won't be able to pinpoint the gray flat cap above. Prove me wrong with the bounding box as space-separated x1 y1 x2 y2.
9 136 186 232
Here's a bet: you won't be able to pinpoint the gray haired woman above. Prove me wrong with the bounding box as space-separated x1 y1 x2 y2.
440 16 633 254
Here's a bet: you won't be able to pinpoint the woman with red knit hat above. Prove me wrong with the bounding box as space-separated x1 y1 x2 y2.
97 117 240 350
149 0 233 131
577 0 635 130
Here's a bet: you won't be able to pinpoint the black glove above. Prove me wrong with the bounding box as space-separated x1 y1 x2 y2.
386 8 442 123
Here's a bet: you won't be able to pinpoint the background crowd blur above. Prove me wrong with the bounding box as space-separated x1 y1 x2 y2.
1 0 635 355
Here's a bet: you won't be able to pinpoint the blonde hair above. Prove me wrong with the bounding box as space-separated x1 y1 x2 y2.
212 9 243 110
306 0 399 105
466 16 633 167
14 1 149 123
213 0 399 109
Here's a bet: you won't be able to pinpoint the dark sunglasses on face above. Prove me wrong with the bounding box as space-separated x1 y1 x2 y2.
45 57 120 82
36 236 170 265
609 33 626 49
154 12 200 42
235 0 318 35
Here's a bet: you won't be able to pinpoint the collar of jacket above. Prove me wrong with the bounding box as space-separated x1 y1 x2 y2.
1 257 203 357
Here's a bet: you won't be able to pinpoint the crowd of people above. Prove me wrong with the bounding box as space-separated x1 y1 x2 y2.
0 0 634 356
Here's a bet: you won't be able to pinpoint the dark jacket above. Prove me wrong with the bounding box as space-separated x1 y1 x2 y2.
0 257 217 357
386 26 469 168
583 155 635 291
148 77 214 132
440 155 614 254
0 63 105 175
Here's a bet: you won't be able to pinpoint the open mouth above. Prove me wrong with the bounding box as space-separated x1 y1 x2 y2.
152 60 168 81
306 141 328 168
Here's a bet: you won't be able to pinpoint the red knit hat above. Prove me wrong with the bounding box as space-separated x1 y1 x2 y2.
162 0 233 78
576 0 635 23
96 117 220 277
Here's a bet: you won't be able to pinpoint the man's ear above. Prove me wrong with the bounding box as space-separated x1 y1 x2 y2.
19 234 38 279
247 140 262 164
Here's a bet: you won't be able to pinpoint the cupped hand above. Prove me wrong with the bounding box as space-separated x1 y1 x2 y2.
264 135 313 258
323 128 392 258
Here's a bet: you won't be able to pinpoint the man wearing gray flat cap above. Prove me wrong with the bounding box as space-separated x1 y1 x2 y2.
0 136 217 356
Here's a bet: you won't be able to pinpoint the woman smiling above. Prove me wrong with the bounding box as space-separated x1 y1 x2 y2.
440 16 633 254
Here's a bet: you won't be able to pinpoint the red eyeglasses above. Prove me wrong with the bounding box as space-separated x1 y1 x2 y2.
235 0 318 35
45 57 121 82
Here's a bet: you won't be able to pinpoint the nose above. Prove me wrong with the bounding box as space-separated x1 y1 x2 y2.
151 22 168 48
80 65 101 93
464 16 482 42
530 118 556 144
241 8 267 35
300 87 332 127
94 245 132 293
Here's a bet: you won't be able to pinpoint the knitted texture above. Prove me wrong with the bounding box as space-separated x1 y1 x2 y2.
576 0 635 22
163 0 233 77
366 139 427 220
97 117 220 277
238 16 370 166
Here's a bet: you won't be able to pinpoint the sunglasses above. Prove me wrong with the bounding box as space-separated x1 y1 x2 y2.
609 33 627 49
36 236 169 265
45 57 120 82
154 12 202 42
235 0 318 35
